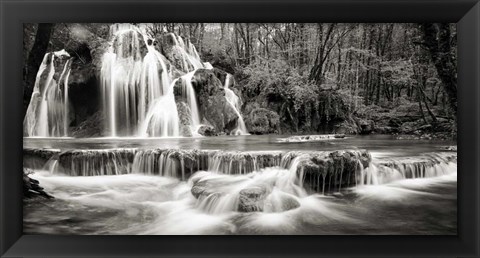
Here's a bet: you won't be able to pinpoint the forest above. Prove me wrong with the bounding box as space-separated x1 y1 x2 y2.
23 23 457 139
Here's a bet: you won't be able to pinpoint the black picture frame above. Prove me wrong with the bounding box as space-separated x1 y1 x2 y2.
1 0 479 257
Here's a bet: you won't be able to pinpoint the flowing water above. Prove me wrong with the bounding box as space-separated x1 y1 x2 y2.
224 74 248 135
23 135 457 235
24 50 72 137
97 24 245 137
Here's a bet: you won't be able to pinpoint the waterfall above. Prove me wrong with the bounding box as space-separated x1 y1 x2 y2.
24 147 456 201
24 50 72 137
172 34 204 71
357 153 457 186
99 24 216 137
224 74 249 135
100 25 144 136
180 71 202 136
138 80 180 137
101 24 181 137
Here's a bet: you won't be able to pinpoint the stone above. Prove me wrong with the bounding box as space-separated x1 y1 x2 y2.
190 69 240 134
157 33 193 73
197 125 217 136
71 111 104 137
23 169 53 199
238 186 267 212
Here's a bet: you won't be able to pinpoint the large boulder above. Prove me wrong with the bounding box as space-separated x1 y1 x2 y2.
190 69 240 134
245 108 280 135
238 186 267 212
298 150 372 193
197 124 217 136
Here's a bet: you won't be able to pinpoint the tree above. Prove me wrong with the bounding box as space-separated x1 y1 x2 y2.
420 23 457 117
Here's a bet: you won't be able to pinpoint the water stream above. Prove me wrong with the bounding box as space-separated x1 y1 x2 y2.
23 135 457 235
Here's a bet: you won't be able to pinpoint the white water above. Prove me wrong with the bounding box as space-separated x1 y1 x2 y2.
24 50 72 137
97 24 248 138
224 74 248 135
180 71 202 135
25 152 457 234
171 34 204 72
138 80 180 137
358 154 457 186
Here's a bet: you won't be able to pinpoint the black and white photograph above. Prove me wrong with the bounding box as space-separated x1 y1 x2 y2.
22 23 457 235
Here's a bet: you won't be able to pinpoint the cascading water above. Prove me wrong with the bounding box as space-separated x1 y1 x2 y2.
99 24 230 138
101 24 178 137
224 74 248 135
24 50 72 137
138 79 180 137
24 141 457 234
180 71 202 135
172 34 204 71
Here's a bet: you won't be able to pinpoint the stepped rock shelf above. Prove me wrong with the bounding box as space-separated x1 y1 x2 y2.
24 144 457 195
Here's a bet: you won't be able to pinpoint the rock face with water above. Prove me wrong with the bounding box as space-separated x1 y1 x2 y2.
24 24 249 137
298 150 372 193
157 33 193 73
23 51 73 137
191 69 240 134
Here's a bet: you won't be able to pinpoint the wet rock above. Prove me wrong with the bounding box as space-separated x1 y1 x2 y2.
299 150 372 193
197 125 217 136
268 193 300 212
245 108 280 135
157 33 193 73
238 186 267 212
212 68 229 86
191 180 211 198
23 169 53 199
334 134 346 139
279 195 300 211
112 29 148 61
71 111 104 138
191 69 239 133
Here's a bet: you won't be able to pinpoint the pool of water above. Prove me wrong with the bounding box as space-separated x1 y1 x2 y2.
24 134 455 158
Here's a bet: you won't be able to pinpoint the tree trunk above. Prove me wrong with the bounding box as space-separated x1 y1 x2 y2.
420 23 457 117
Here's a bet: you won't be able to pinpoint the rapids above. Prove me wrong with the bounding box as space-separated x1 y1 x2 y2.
23 135 457 235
